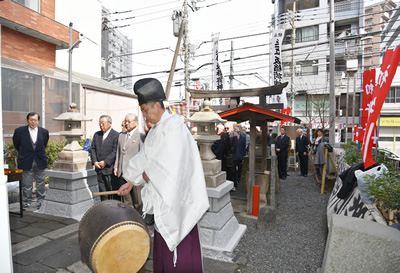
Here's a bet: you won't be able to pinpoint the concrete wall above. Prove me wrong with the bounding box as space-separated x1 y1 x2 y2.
84 88 140 138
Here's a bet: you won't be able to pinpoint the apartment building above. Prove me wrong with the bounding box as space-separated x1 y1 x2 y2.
101 7 133 90
364 0 396 70
273 0 365 141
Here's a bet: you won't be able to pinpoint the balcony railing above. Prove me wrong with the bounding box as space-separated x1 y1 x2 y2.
334 0 360 13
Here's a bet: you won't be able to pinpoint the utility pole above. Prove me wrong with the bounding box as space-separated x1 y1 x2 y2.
329 0 336 146
229 41 234 89
345 41 349 143
68 23 82 106
183 0 190 117
68 22 73 106
290 0 296 114
352 72 356 140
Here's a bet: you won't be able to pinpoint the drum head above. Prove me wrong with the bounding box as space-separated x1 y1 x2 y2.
91 221 150 273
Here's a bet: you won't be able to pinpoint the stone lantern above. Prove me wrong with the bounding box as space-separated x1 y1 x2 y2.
38 103 98 220
186 100 227 187
186 100 246 255
52 103 92 171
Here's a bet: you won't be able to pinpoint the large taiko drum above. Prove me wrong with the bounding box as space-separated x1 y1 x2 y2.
78 200 150 273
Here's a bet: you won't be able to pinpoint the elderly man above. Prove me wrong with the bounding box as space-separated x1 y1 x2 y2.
275 127 290 180
223 122 239 191
118 78 209 272
295 128 310 177
114 113 144 211
13 112 49 209
91 115 119 201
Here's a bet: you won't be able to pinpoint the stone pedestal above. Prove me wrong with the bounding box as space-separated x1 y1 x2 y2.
186 100 246 255
199 181 247 252
53 150 92 172
38 169 99 220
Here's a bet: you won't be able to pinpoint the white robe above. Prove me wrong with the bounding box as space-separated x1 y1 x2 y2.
123 111 209 252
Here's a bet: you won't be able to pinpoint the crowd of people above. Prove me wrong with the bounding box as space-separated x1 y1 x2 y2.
275 126 329 181
211 122 248 192
11 76 332 272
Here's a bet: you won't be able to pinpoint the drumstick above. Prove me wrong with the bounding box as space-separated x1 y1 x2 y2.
93 190 119 196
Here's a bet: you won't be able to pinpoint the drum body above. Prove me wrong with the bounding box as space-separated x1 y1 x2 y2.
79 200 150 273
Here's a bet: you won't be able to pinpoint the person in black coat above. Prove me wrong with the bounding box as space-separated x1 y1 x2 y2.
13 112 49 209
295 128 310 177
223 122 239 191
212 124 225 160
275 127 290 180
90 115 119 201
234 125 247 185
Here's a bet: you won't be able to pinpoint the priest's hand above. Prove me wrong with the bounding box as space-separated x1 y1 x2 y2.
118 182 133 196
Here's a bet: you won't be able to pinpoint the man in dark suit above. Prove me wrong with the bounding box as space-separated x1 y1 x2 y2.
13 112 49 209
295 128 310 177
91 115 119 201
234 125 247 185
114 113 144 211
275 127 290 180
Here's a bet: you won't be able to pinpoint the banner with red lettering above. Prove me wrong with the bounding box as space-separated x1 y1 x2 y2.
362 48 400 168
359 69 376 143
280 107 291 127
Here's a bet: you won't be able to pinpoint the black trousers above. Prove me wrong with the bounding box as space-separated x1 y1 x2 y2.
299 153 308 175
97 173 120 201
277 155 288 179
237 159 243 184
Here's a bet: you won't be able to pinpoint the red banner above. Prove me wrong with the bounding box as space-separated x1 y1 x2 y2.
362 48 400 168
280 107 291 127
354 125 359 143
359 69 376 143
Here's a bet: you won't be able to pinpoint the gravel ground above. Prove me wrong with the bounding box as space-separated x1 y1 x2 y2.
232 170 330 273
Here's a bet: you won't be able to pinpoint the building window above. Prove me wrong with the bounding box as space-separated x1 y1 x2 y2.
12 0 40 13
2 68 41 113
279 0 319 13
301 60 318 75
45 78 80 133
283 60 318 76
367 20 373 25
385 87 400 103
296 25 319 43
283 25 319 44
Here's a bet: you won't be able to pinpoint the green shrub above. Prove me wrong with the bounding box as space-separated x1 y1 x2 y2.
5 140 67 169
364 169 400 223
343 142 400 223
45 140 67 169
5 142 17 169
78 138 86 148
342 142 362 166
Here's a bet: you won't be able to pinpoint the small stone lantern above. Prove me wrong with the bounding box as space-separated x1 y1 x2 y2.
52 103 92 171
185 100 226 162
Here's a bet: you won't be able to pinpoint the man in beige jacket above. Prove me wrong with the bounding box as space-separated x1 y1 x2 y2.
114 113 144 212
